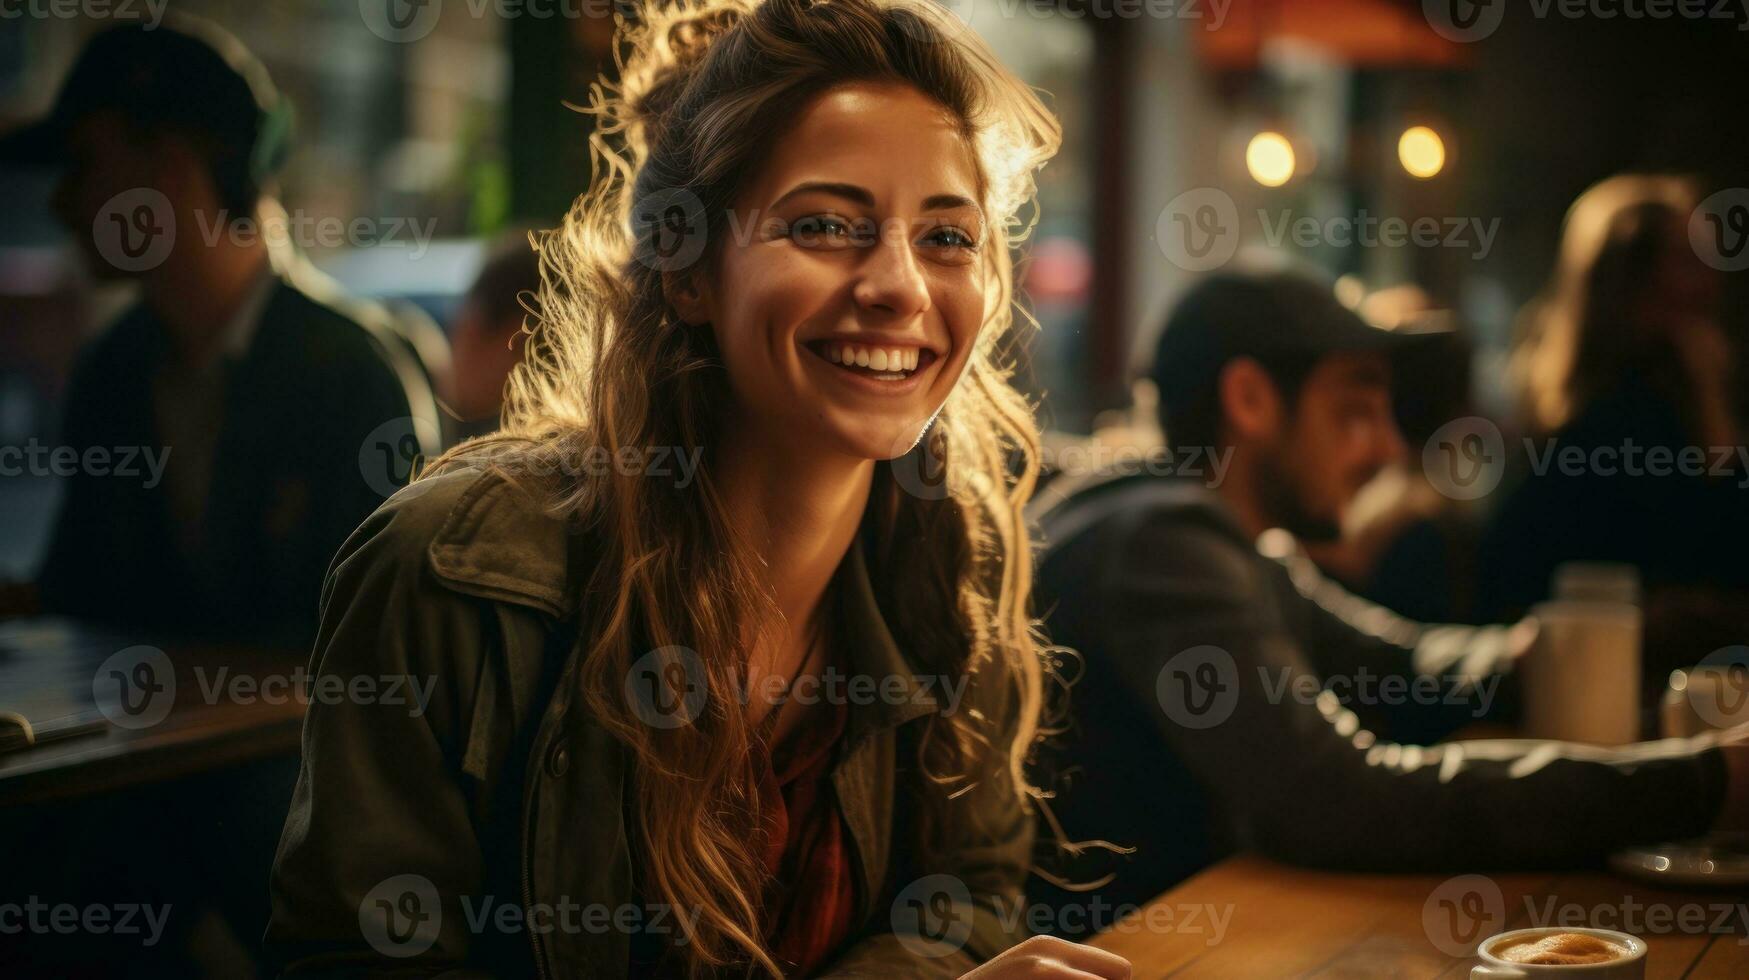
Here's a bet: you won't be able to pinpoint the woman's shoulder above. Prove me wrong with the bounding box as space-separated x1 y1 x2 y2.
327 464 582 620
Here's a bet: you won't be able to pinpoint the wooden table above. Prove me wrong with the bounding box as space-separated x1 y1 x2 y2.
1090 855 1749 978
0 618 307 806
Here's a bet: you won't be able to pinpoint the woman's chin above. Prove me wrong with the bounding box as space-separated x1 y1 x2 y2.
820 420 933 463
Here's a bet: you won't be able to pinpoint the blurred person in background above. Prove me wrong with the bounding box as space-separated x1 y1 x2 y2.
0 17 441 644
1304 285 1482 627
0 22 444 975
445 228 540 439
1026 269 1749 932
1481 174 1749 628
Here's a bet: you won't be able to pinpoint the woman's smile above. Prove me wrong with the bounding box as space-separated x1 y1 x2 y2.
801 337 942 394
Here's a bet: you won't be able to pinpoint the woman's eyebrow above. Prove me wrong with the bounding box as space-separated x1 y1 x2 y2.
770 181 874 209
767 181 979 214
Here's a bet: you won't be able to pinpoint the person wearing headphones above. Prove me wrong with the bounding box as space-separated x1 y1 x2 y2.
0 16 443 643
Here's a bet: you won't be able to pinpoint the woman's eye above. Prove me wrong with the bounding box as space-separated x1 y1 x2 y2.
922 226 978 250
790 215 855 248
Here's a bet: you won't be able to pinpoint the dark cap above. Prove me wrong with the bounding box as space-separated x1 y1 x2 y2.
0 17 289 185
1150 270 1437 420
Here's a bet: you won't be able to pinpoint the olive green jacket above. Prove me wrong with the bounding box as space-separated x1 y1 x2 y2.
265 467 1033 978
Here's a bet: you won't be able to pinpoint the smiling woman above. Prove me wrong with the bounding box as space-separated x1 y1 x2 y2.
263 0 1130 978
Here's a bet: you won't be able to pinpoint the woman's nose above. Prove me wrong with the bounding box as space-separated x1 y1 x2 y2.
852 230 931 318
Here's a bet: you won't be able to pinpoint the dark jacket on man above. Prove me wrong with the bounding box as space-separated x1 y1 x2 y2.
37 272 436 644
1028 471 1730 931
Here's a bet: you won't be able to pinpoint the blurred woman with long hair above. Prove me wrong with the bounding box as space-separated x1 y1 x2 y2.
1512 175 1735 444
266 0 1128 976
1483 174 1749 618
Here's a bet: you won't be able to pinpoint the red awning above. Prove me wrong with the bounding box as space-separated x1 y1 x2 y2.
1197 0 1471 69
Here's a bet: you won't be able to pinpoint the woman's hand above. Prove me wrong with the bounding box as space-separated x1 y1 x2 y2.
958 936 1132 979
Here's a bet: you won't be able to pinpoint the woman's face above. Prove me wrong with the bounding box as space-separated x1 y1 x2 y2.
688 81 989 462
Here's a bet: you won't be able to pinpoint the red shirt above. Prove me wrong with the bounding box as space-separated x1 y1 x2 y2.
754 688 858 976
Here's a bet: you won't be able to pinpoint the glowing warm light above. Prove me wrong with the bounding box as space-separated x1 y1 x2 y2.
1245 131 1296 187
1398 126 1446 179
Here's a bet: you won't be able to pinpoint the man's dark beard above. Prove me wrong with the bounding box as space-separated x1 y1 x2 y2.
1255 446 1341 542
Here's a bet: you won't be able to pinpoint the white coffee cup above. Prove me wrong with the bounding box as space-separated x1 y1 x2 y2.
1521 600 1641 745
1471 927 1647 978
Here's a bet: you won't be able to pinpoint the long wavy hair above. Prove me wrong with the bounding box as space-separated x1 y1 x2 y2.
426 0 1062 972
1511 174 1706 436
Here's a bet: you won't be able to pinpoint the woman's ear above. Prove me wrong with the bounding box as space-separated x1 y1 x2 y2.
665 270 712 326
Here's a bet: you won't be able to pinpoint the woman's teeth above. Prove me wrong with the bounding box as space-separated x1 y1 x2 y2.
822 343 921 375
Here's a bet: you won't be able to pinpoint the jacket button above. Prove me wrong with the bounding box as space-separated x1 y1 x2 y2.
547 743 570 777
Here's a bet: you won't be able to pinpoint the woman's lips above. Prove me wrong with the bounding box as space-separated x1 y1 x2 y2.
802 339 940 393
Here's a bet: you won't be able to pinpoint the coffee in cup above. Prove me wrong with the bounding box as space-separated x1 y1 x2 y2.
1471 927 1646 978
1497 932 1630 964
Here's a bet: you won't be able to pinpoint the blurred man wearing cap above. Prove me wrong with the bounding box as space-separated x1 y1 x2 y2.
0 18 452 977
0 17 442 643
1027 269 1749 931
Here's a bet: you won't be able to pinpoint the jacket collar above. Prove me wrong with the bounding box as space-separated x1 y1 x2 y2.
426 469 940 731
835 534 941 740
426 469 581 619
